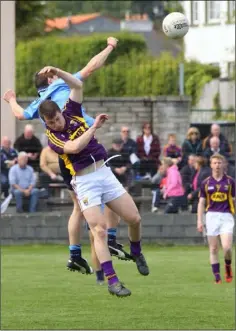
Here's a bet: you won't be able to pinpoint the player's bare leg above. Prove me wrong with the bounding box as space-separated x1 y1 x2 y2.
220 233 233 282
208 236 221 284
106 192 149 276
105 206 133 261
88 230 104 285
67 191 93 274
83 205 131 297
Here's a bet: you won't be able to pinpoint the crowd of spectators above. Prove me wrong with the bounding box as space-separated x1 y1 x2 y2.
1 122 234 214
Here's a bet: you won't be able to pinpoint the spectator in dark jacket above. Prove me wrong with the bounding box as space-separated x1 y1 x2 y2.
223 158 235 178
136 122 161 177
14 124 42 171
180 154 196 195
182 127 203 165
1 136 18 197
120 126 137 157
204 136 230 164
187 156 211 213
107 138 131 188
203 123 232 156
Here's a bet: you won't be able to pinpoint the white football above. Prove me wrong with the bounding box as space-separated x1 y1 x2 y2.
162 12 189 39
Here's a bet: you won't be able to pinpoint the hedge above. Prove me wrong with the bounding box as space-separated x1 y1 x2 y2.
16 32 147 96
16 33 220 105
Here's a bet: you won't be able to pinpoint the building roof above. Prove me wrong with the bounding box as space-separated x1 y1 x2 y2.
45 13 104 32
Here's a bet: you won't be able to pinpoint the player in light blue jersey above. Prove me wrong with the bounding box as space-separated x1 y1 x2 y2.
3 37 132 283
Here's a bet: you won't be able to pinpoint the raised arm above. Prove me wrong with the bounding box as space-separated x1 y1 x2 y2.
38 66 83 104
3 90 25 120
48 114 108 155
78 37 118 80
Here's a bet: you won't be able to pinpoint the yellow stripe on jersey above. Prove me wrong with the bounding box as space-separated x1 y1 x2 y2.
69 126 85 140
60 154 76 176
46 130 64 148
47 132 65 148
72 115 89 129
228 182 235 215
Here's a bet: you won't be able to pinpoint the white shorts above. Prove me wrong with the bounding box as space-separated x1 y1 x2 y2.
72 166 126 212
205 212 235 236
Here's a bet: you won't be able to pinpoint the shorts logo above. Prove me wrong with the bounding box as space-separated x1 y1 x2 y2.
82 197 89 206
211 192 227 202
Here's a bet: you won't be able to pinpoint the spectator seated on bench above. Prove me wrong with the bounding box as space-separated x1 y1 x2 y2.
9 152 39 213
39 146 64 196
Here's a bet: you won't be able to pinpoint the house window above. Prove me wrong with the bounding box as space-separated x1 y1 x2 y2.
208 1 221 22
192 1 199 24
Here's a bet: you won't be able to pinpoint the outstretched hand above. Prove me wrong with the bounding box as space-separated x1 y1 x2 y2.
38 66 59 75
107 37 118 48
93 114 108 129
3 89 16 103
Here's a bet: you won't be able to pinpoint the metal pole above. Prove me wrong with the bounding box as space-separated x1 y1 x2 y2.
179 63 184 96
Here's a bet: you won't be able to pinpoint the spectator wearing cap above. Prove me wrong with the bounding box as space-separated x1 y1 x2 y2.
9 152 39 213
1 136 18 197
181 127 203 165
136 122 161 177
14 124 42 171
107 138 131 188
203 136 230 164
203 123 232 156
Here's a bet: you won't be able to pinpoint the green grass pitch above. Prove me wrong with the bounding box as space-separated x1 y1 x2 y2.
1 245 235 330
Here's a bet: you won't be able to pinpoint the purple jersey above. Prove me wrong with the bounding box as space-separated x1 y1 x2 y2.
46 99 107 175
200 174 235 214
163 144 182 159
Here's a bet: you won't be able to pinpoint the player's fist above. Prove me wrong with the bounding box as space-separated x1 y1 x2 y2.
197 221 203 232
93 114 108 129
107 37 118 48
3 89 16 103
38 66 58 75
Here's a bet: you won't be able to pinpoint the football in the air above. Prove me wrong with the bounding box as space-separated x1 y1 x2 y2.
162 12 189 39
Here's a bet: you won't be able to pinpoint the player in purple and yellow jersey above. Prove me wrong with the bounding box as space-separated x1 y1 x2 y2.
197 154 235 284
3 37 133 284
38 65 149 297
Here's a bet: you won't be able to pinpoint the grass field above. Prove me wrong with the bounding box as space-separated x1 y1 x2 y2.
1 245 235 330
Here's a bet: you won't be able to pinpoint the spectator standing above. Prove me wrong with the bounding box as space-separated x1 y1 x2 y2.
180 154 196 196
182 127 203 165
107 138 131 189
203 123 232 156
203 136 230 164
39 145 63 194
9 152 39 213
187 156 211 213
14 124 42 171
223 158 235 178
151 164 166 213
161 158 186 214
1 136 18 197
136 122 161 177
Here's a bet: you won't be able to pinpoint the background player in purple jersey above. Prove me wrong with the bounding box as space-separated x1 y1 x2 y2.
197 154 235 284
38 65 149 297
